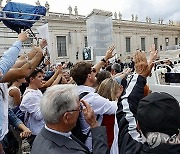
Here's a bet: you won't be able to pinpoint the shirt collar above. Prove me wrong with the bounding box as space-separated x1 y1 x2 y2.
78 85 95 93
45 125 72 138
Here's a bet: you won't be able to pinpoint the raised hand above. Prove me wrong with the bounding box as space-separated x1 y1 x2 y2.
39 39 47 49
123 68 132 75
44 58 51 66
149 44 158 63
104 45 115 61
18 30 29 42
56 64 63 74
81 100 98 129
134 51 150 77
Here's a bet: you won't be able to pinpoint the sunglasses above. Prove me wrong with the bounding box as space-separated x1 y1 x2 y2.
91 68 96 73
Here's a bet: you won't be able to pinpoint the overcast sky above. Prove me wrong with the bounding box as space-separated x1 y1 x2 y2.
2 0 180 23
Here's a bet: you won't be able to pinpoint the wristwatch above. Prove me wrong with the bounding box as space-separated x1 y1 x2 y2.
101 58 107 63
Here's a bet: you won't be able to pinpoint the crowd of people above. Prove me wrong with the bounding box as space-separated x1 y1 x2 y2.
0 32 179 154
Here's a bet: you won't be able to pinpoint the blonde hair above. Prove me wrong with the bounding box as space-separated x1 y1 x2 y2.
96 78 119 101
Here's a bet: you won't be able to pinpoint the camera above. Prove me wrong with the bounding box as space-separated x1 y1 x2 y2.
165 73 180 83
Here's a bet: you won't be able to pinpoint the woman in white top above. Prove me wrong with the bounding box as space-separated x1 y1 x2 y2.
8 78 26 108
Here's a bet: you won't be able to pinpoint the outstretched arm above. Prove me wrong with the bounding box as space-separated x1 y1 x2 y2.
111 50 157 154
8 108 32 138
18 124 32 138
93 45 115 73
0 31 29 81
81 100 109 154
0 46 43 82
42 67 61 88
12 39 47 69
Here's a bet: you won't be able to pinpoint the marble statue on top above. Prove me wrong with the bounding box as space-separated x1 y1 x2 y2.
35 0 41 6
131 14 134 21
114 12 117 19
68 5 72 15
135 15 138 22
74 6 78 16
118 12 122 21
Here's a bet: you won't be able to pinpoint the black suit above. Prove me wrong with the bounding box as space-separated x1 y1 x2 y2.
31 126 109 154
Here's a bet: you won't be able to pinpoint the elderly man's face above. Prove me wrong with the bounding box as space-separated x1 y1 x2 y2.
63 100 82 131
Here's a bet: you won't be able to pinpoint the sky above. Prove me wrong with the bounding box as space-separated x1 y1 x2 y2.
2 0 180 24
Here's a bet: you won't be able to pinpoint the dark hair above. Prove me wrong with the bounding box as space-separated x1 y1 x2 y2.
96 70 111 85
70 61 92 85
105 64 112 72
25 68 44 83
137 92 180 136
112 63 122 73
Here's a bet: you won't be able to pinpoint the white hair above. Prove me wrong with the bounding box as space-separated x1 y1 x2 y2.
40 84 78 124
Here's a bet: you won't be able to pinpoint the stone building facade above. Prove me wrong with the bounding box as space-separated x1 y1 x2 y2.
0 2 180 64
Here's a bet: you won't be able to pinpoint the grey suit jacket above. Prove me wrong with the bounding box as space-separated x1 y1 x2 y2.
31 126 109 154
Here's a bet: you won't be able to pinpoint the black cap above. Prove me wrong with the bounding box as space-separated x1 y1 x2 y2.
137 92 180 136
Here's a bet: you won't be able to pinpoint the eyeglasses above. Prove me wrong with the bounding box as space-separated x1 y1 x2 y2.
67 104 83 112
91 68 96 73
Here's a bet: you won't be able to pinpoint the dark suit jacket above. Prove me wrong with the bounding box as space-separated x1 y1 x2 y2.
31 126 109 154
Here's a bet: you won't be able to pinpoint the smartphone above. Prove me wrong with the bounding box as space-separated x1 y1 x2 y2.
165 73 180 83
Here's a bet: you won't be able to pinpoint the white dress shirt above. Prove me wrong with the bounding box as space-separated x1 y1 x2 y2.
45 125 71 138
78 85 117 151
20 88 44 135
